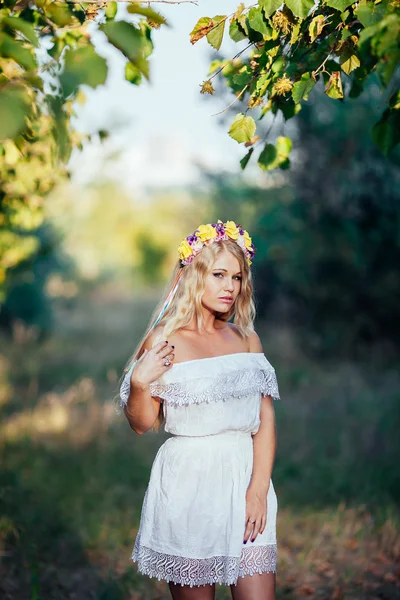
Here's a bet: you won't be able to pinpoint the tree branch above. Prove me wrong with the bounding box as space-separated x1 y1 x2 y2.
58 0 198 4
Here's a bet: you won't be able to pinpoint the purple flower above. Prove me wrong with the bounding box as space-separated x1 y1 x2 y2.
212 222 225 236
187 234 197 245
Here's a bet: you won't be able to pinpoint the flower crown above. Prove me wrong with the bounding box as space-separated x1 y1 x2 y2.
177 220 255 266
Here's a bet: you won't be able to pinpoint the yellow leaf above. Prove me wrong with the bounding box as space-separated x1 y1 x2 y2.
309 15 325 43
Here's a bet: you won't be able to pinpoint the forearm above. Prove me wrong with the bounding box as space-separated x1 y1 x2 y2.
249 395 277 494
124 382 158 434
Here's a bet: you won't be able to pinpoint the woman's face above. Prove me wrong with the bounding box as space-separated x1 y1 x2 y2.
202 249 242 314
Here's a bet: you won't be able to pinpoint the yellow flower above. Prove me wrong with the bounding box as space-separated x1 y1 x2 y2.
272 74 293 96
197 224 217 242
177 239 192 260
200 80 215 95
243 230 253 250
272 11 292 35
225 221 239 240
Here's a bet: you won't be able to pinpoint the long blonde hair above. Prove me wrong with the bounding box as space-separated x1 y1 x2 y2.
119 238 256 430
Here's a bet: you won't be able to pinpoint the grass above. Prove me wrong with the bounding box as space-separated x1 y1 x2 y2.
0 280 399 599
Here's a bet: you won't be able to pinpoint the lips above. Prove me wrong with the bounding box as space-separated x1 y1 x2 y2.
219 297 233 302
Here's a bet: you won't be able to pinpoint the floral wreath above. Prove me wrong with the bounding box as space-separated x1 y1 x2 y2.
177 220 255 266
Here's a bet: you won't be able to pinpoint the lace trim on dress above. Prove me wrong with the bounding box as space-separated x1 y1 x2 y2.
132 539 277 587
149 367 280 407
119 365 280 408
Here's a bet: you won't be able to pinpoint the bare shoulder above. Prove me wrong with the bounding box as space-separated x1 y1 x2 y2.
142 326 164 353
247 330 263 353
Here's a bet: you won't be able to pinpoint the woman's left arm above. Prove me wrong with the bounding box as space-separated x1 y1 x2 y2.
243 331 277 543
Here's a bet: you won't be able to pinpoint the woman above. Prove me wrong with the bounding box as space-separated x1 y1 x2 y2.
119 220 280 600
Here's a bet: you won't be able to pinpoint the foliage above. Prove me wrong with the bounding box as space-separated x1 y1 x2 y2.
0 1 167 315
205 81 400 358
191 0 400 171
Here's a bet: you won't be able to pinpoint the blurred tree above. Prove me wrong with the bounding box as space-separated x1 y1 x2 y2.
0 0 168 328
205 79 400 357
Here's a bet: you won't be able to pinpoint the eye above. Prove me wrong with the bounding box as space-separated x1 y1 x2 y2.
213 272 223 278
234 276 242 281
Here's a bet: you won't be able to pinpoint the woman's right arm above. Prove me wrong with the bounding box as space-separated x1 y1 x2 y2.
122 338 174 434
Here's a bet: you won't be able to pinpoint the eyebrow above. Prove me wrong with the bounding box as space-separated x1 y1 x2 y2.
213 268 242 275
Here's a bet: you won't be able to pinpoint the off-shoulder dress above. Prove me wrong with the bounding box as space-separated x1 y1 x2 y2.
119 352 280 588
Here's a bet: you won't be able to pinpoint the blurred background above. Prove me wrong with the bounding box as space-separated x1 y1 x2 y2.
1 1 399 599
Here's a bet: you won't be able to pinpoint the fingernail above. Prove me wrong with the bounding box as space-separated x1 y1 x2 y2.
172 345 175 348
251 538 255 542
243 540 247 544
165 340 168 344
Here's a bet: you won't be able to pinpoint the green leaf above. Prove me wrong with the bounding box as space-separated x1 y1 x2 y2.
240 147 254 170
0 87 30 140
105 2 118 20
258 143 277 169
100 20 149 80
247 7 272 36
284 0 314 19
0 33 36 71
258 135 292 170
289 22 301 45
356 0 387 27
325 0 355 11
339 47 360 75
46 3 75 27
190 17 213 44
206 15 226 50
292 72 316 103
125 61 142 85
256 73 272 96
3 16 39 48
259 0 283 17
229 18 247 42
324 71 344 99
127 3 167 25
60 45 108 98
228 113 256 143
372 107 400 155
276 135 292 155
233 66 253 87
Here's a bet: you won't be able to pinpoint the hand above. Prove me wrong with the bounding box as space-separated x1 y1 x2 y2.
243 486 267 544
131 340 175 388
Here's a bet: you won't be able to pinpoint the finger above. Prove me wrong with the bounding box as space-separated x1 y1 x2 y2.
158 345 175 360
152 340 170 353
250 519 262 542
243 519 255 543
260 514 266 535
138 348 148 360
161 353 175 366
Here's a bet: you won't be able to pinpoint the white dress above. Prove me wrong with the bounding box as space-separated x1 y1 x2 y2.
119 351 280 588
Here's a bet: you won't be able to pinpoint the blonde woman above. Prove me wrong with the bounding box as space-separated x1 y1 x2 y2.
119 220 280 600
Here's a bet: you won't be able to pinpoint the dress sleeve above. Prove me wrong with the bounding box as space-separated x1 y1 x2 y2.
119 360 137 408
119 359 163 408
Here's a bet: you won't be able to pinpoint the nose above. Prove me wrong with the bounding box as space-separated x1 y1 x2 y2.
224 279 235 292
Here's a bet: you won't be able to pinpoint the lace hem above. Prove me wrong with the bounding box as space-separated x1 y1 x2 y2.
131 541 277 587
119 365 280 408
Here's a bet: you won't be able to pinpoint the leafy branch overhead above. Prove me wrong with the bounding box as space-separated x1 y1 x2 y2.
0 1 168 298
191 0 400 172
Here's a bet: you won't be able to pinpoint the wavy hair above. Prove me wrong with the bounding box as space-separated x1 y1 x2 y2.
118 238 256 430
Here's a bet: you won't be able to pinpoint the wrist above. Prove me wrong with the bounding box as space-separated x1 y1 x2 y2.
248 480 270 496
131 376 150 392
